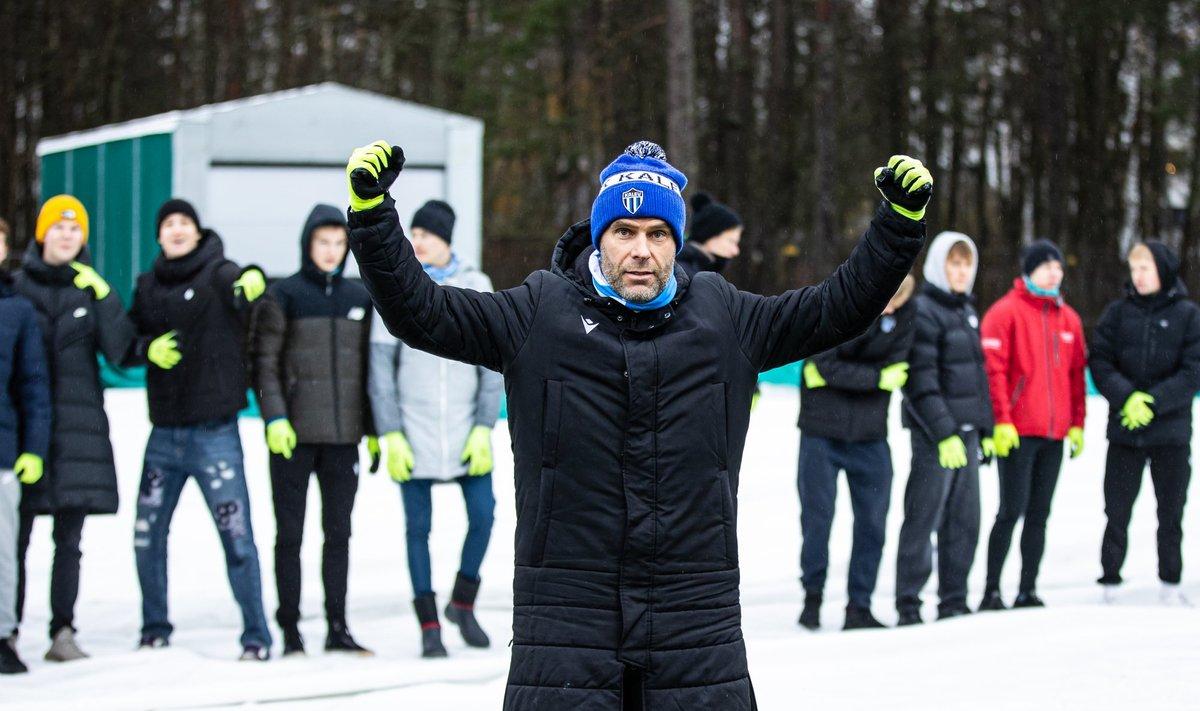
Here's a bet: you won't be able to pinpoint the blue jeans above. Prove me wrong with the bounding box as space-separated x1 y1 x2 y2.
797 435 894 608
400 474 496 597
134 419 271 648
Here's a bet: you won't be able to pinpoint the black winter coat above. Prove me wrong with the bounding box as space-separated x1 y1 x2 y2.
129 231 256 427
350 194 924 711
253 205 374 444
901 283 994 442
1090 284 1200 447
799 299 916 442
14 246 135 514
0 270 51 469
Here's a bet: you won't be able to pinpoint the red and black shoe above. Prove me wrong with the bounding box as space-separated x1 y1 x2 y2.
444 572 491 648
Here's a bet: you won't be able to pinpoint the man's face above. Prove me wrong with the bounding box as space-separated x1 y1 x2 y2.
310 225 349 273
945 253 974 294
0 231 8 263
1029 260 1064 292
1129 252 1161 296
410 227 452 268
702 226 742 260
42 219 85 266
158 214 202 259
600 218 676 303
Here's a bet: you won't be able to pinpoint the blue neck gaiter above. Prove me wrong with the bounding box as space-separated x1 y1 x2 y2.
1023 275 1060 299
589 251 677 312
423 253 461 284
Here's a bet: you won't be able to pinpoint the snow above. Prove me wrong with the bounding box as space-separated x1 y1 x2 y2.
4 387 1198 710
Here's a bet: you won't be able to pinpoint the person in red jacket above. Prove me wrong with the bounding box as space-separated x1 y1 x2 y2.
978 240 1087 610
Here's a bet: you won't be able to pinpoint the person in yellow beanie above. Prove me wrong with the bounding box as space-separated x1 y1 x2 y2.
35 195 89 245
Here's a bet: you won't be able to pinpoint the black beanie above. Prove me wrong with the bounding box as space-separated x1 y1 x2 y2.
1021 239 1064 276
412 200 456 244
156 198 201 234
689 192 742 245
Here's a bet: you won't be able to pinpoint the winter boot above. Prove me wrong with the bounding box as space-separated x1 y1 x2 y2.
936 603 972 620
414 594 448 658
44 627 89 662
281 625 305 657
896 608 923 627
239 645 270 662
137 635 170 650
1012 591 1045 609
977 590 1007 612
444 573 490 648
843 605 886 631
325 620 374 656
0 637 27 675
1160 583 1193 608
798 592 822 631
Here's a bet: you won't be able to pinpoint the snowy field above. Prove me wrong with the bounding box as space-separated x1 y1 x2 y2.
4 386 1199 710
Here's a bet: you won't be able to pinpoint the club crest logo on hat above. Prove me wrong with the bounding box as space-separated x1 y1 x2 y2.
622 187 644 214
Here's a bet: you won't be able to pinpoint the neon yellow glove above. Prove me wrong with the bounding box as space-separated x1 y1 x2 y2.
347 141 405 212
233 268 266 303
366 436 381 474
938 435 968 470
69 262 110 300
803 361 827 389
385 431 415 483
14 453 43 485
1120 391 1155 431
874 155 934 221
993 423 1020 458
1067 426 1084 459
878 362 910 392
981 437 997 460
147 330 182 370
266 419 297 459
460 425 494 477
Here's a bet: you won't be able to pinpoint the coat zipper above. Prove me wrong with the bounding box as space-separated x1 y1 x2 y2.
327 274 342 440
1042 303 1055 438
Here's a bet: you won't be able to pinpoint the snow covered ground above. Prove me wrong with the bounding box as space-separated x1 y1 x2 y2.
3 387 1198 710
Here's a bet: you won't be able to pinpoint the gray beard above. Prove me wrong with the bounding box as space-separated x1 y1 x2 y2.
600 250 671 303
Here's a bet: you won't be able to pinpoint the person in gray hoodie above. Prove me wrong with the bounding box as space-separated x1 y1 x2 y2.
368 200 502 658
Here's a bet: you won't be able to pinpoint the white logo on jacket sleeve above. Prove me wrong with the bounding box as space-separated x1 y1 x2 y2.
184 288 195 301
73 307 88 319
622 187 644 214
582 315 599 334
982 337 1002 350
348 306 366 321
1061 332 1074 343
968 314 979 329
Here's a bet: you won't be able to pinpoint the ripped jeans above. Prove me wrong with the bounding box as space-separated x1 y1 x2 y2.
134 418 271 649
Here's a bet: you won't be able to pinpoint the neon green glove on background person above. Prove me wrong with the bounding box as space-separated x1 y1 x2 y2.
1120 391 1155 430
938 435 968 470
803 361 826 390
981 437 997 461
366 435 381 474
347 141 405 212
878 362 910 392
385 431 415 483
266 419 297 460
875 155 934 221
1067 426 1084 459
14 453 43 485
233 267 266 302
70 262 110 300
992 423 1020 458
461 426 494 477
147 330 181 370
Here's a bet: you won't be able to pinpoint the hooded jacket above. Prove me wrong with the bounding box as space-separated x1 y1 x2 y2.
367 258 501 481
901 232 994 442
253 205 375 444
1090 242 1200 447
0 269 51 470
349 192 924 710
129 230 257 427
14 244 135 513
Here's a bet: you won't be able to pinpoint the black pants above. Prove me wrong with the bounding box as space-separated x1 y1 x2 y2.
16 509 86 639
269 444 360 629
985 436 1063 594
1100 443 1191 584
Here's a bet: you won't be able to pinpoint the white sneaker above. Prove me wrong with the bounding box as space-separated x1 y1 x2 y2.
1160 583 1193 607
1101 586 1120 605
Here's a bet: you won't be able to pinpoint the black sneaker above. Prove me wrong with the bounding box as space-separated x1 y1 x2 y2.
798 592 822 631
239 645 270 662
978 590 1007 612
1013 592 1046 608
281 626 305 657
0 637 28 675
137 635 170 650
445 573 490 648
937 604 972 620
843 605 886 631
896 608 923 627
325 621 373 656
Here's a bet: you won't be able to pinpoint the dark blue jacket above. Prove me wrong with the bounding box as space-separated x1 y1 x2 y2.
0 270 52 468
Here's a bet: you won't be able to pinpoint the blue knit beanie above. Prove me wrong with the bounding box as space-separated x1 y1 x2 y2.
590 141 688 253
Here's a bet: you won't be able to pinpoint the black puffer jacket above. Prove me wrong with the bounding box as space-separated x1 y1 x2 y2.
14 245 135 514
350 193 923 710
1090 242 1200 447
253 205 373 444
0 270 51 469
799 298 916 442
901 283 994 442
129 231 256 427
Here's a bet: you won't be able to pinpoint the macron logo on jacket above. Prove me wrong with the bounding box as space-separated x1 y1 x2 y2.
581 315 599 334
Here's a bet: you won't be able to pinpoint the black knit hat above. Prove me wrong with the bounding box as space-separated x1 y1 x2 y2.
689 192 742 245
412 200 456 244
1021 239 1064 276
156 198 201 234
